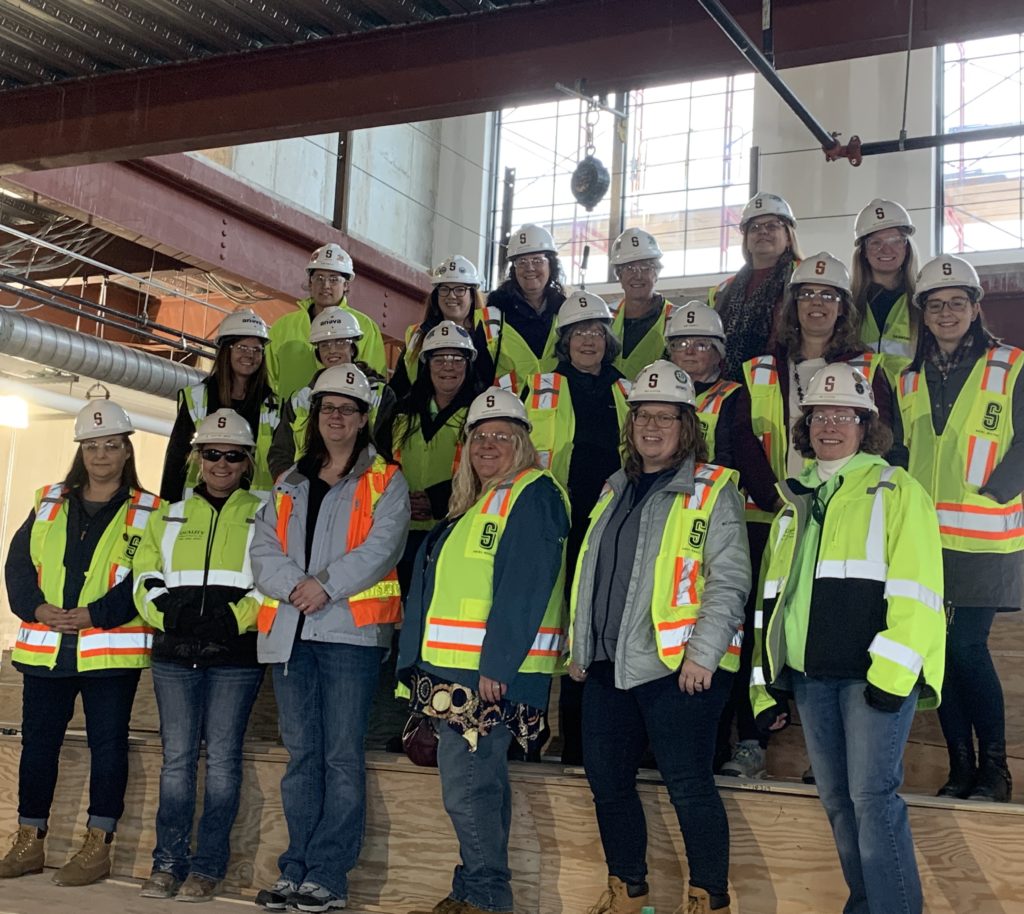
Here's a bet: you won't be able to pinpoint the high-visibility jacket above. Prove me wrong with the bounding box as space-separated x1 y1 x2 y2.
392 409 466 531
861 292 914 383
133 488 267 633
610 298 675 381
285 374 386 460
696 379 742 462
898 344 1024 553
181 384 279 502
751 458 946 715
257 454 403 632
420 468 569 674
266 299 386 399
740 351 879 522
524 371 631 490
572 463 743 673
13 485 160 671
485 306 560 381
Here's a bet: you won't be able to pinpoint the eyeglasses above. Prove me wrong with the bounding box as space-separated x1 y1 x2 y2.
312 275 344 286
797 289 843 305
318 339 354 351
437 285 470 298
570 327 606 340
805 413 862 427
429 353 469 365
619 262 657 276
200 448 248 464
230 343 265 357
668 339 715 353
82 440 126 453
633 410 681 428
319 403 361 417
470 431 514 445
513 256 548 270
748 219 786 235
865 233 906 253
922 296 972 314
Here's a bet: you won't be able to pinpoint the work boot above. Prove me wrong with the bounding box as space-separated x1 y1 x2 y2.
936 742 976 799
0 825 45 878
140 870 180 898
177 872 220 902
586 875 649 914
719 740 767 778
686 886 732 913
409 898 464 914
52 826 112 886
969 743 1012 803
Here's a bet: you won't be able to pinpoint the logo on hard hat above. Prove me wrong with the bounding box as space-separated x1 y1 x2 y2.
454 326 470 339
674 370 688 384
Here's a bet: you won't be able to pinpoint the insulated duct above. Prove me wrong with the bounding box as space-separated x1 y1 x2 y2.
0 308 203 400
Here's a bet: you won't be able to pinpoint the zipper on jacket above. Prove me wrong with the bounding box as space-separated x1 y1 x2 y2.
198 498 221 618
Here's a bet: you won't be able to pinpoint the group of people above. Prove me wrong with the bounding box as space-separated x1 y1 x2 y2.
0 196 1019 914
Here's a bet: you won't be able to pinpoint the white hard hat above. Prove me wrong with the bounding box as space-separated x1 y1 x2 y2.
665 301 726 342
216 308 269 343
740 192 796 230
914 254 984 306
309 306 363 344
557 290 613 330
854 198 916 241
507 223 557 258
789 251 851 294
311 363 373 407
307 243 355 278
431 255 481 287
420 320 478 363
802 363 878 415
466 388 531 431
74 400 134 441
610 228 663 266
192 408 256 448
628 360 696 408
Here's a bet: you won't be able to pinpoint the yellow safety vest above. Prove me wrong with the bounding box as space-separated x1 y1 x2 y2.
861 292 914 383
610 298 675 381
898 344 1024 553
485 306 559 381
524 371 631 490
13 485 160 671
695 379 742 462
420 468 569 675
392 409 467 532
572 464 743 672
182 384 279 502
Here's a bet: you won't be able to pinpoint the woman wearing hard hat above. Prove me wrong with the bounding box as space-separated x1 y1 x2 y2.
485 223 567 386
250 364 409 913
134 409 265 902
268 306 393 481
397 387 569 914
390 255 496 398
608 228 675 380
569 361 749 914
161 308 280 504
1 402 160 886
752 362 944 914
851 198 920 383
710 192 804 381
896 254 1023 803
265 242 387 400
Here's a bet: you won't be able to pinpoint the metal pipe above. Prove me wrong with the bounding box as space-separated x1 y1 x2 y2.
697 0 838 150
860 123 1024 156
0 308 204 400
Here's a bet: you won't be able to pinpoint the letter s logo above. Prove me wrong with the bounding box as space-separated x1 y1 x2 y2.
479 521 498 550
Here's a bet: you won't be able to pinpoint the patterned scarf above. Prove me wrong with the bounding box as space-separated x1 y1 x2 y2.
925 329 983 380
718 254 795 381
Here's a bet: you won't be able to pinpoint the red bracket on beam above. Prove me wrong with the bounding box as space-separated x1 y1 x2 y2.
823 134 863 167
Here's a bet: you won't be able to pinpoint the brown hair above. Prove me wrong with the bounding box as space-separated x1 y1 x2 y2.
742 221 804 264
622 405 708 481
776 286 866 361
850 231 920 344
407 287 486 362
791 409 893 459
211 338 271 412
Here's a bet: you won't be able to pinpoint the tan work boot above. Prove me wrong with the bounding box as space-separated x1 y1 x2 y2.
587 876 649 914
686 886 731 914
0 825 45 878
52 827 112 886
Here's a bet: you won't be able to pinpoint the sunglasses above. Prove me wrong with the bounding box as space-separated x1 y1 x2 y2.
200 448 248 464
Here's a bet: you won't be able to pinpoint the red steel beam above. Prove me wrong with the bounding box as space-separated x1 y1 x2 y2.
1 0 1021 173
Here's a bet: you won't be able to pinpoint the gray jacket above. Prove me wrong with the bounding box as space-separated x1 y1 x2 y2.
251 447 410 663
571 457 750 690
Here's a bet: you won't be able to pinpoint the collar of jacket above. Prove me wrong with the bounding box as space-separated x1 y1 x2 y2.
606 453 700 499
280 445 376 489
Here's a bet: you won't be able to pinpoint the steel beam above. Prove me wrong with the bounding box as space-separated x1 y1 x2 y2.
1 0 1022 172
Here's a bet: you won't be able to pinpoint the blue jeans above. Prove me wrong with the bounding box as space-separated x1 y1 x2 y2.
437 719 514 913
151 660 264 880
272 640 384 899
582 661 732 896
793 676 921 914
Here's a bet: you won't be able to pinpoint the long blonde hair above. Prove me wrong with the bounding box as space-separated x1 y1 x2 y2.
448 423 539 517
850 232 920 343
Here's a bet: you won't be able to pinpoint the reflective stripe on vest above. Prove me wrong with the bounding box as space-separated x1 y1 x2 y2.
742 355 785 523
481 306 503 344
696 379 741 463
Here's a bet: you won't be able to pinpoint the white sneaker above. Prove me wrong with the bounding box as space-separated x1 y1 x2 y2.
720 740 767 778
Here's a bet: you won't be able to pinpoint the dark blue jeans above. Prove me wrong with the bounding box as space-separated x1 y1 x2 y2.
151 660 264 880
272 640 384 900
937 607 1005 752
582 661 732 895
19 670 140 833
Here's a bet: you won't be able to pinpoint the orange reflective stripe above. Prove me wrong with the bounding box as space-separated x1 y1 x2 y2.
347 462 402 626
275 492 293 553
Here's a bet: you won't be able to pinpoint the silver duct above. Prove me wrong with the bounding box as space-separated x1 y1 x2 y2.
0 308 204 399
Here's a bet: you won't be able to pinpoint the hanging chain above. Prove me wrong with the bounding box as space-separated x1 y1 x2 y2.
584 104 600 157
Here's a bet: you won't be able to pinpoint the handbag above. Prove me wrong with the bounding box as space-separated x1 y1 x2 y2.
401 713 438 767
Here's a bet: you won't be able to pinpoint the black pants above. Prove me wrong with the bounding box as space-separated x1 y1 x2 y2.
19 670 140 832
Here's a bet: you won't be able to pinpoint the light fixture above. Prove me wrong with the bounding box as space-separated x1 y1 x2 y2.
0 395 29 429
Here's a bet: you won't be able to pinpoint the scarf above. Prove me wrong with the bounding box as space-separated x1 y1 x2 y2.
925 330 983 380
718 254 794 381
